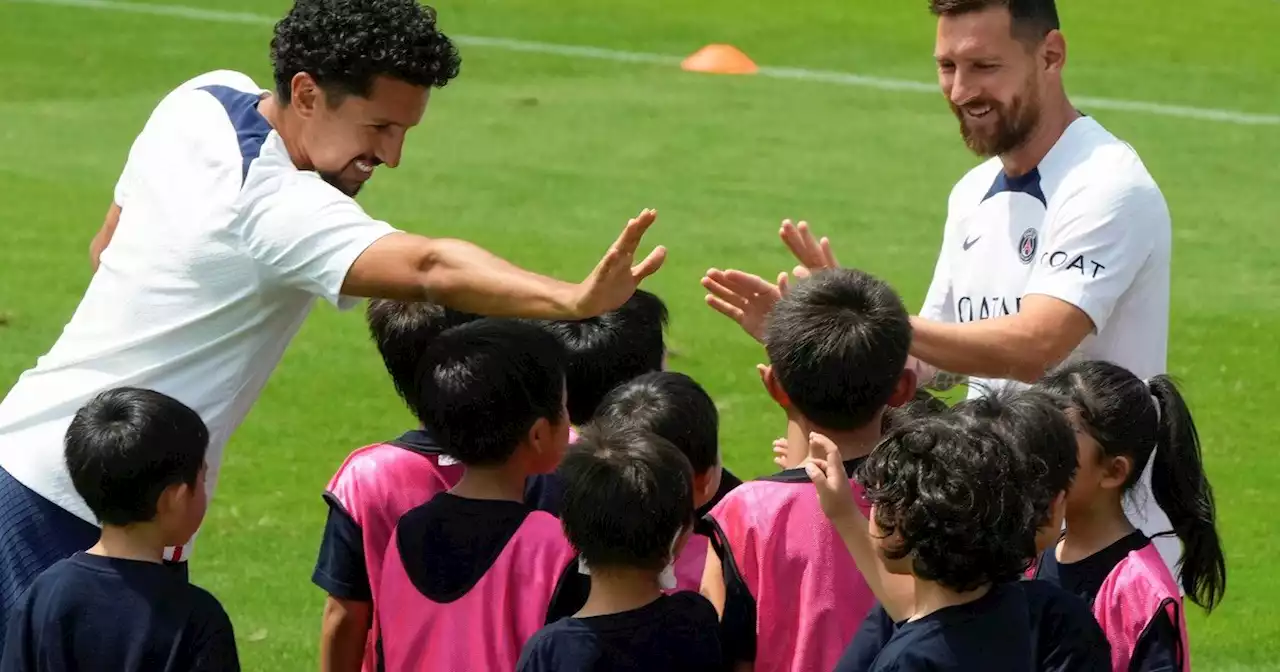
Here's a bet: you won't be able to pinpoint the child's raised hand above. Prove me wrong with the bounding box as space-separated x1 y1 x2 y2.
803 432 858 524
772 437 788 468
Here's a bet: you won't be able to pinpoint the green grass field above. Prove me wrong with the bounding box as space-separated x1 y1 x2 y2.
2 0 1278 668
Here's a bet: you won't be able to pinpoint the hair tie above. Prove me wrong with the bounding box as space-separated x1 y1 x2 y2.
1144 378 1161 424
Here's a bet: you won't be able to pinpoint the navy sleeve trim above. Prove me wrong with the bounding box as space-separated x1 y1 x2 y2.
198 85 270 184
1129 598 1183 672
311 493 372 602
699 514 757 663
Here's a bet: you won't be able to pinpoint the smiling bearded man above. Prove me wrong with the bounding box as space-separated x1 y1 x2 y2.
702 0 1181 583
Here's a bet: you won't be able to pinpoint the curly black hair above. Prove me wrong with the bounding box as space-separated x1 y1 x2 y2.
859 414 1038 593
270 0 461 103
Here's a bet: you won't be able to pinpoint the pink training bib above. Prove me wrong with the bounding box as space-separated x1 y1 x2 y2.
378 511 575 672
1092 542 1190 672
325 438 464 672
709 466 876 672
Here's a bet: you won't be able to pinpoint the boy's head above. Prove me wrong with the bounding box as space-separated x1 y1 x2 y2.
953 387 1077 553
591 371 722 509
416 318 569 473
762 269 915 431
559 425 695 573
366 299 480 418
64 388 210 547
858 414 1037 592
536 289 668 425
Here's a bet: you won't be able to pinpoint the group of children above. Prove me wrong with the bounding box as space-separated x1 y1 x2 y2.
0 268 1226 671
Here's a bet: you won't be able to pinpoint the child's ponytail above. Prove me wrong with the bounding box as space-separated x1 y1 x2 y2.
1147 375 1226 612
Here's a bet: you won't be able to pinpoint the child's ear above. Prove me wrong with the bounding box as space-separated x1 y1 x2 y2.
886 368 919 408
759 365 791 409
155 482 190 519
1100 455 1133 490
527 416 552 452
692 466 720 505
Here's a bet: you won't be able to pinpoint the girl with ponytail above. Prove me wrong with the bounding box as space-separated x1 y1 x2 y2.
1034 360 1225 672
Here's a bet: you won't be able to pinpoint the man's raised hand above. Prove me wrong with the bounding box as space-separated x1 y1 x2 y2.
780 219 839 279
574 209 666 318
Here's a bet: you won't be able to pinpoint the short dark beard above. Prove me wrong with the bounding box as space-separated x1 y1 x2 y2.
319 171 362 197
951 85 1040 158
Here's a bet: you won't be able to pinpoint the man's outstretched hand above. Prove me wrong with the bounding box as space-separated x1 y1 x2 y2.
780 219 839 278
573 209 666 319
701 268 789 343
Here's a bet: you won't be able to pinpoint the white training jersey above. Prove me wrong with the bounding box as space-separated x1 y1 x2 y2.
0 70 397 560
920 115 1177 574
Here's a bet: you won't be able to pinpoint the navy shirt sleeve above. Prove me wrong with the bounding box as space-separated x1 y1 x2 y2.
311 497 371 601
835 603 897 672
1130 605 1182 672
189 592 242 672
0 588 36 672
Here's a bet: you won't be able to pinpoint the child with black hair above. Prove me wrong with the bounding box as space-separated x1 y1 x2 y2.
701 268 916 672
1034 361 1225 672
527 290 743 516
834 389 1112 672
806 415 1039 671
1 388 238 672
313 299 479 672
516 426 722 672
771 388 947 470
591 371 726 594
376 319 577 671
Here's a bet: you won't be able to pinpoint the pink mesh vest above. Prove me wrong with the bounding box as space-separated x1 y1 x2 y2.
669 534 710 595
708 467 875 672
377 511 575 672
1093 542 1190 672
325 440 464 672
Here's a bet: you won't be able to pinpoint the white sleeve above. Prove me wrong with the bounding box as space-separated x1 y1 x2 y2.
919 217 957 323
1023 181 1167 333
238 177 398 309
113 163 134 207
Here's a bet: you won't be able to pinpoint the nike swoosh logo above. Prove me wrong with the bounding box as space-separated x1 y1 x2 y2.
962 236 981 250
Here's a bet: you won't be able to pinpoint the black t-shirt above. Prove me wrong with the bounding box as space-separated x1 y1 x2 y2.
1 553 239 672
865 583 1033 672
836 583 1109 672
398 493 548 602
1036 532 1182 672
515 592 722 672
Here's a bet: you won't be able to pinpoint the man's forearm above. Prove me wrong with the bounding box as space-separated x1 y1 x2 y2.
418 238 581 319
908 315 1051 384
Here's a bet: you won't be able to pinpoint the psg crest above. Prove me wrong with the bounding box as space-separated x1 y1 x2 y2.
1017 228 1038 264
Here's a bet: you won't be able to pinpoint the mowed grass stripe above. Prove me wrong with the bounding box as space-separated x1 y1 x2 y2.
5 0 1280 125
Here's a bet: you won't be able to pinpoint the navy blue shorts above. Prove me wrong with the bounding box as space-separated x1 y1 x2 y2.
0 466 99 648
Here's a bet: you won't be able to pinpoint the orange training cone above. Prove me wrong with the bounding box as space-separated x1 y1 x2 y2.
681 44 758 75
